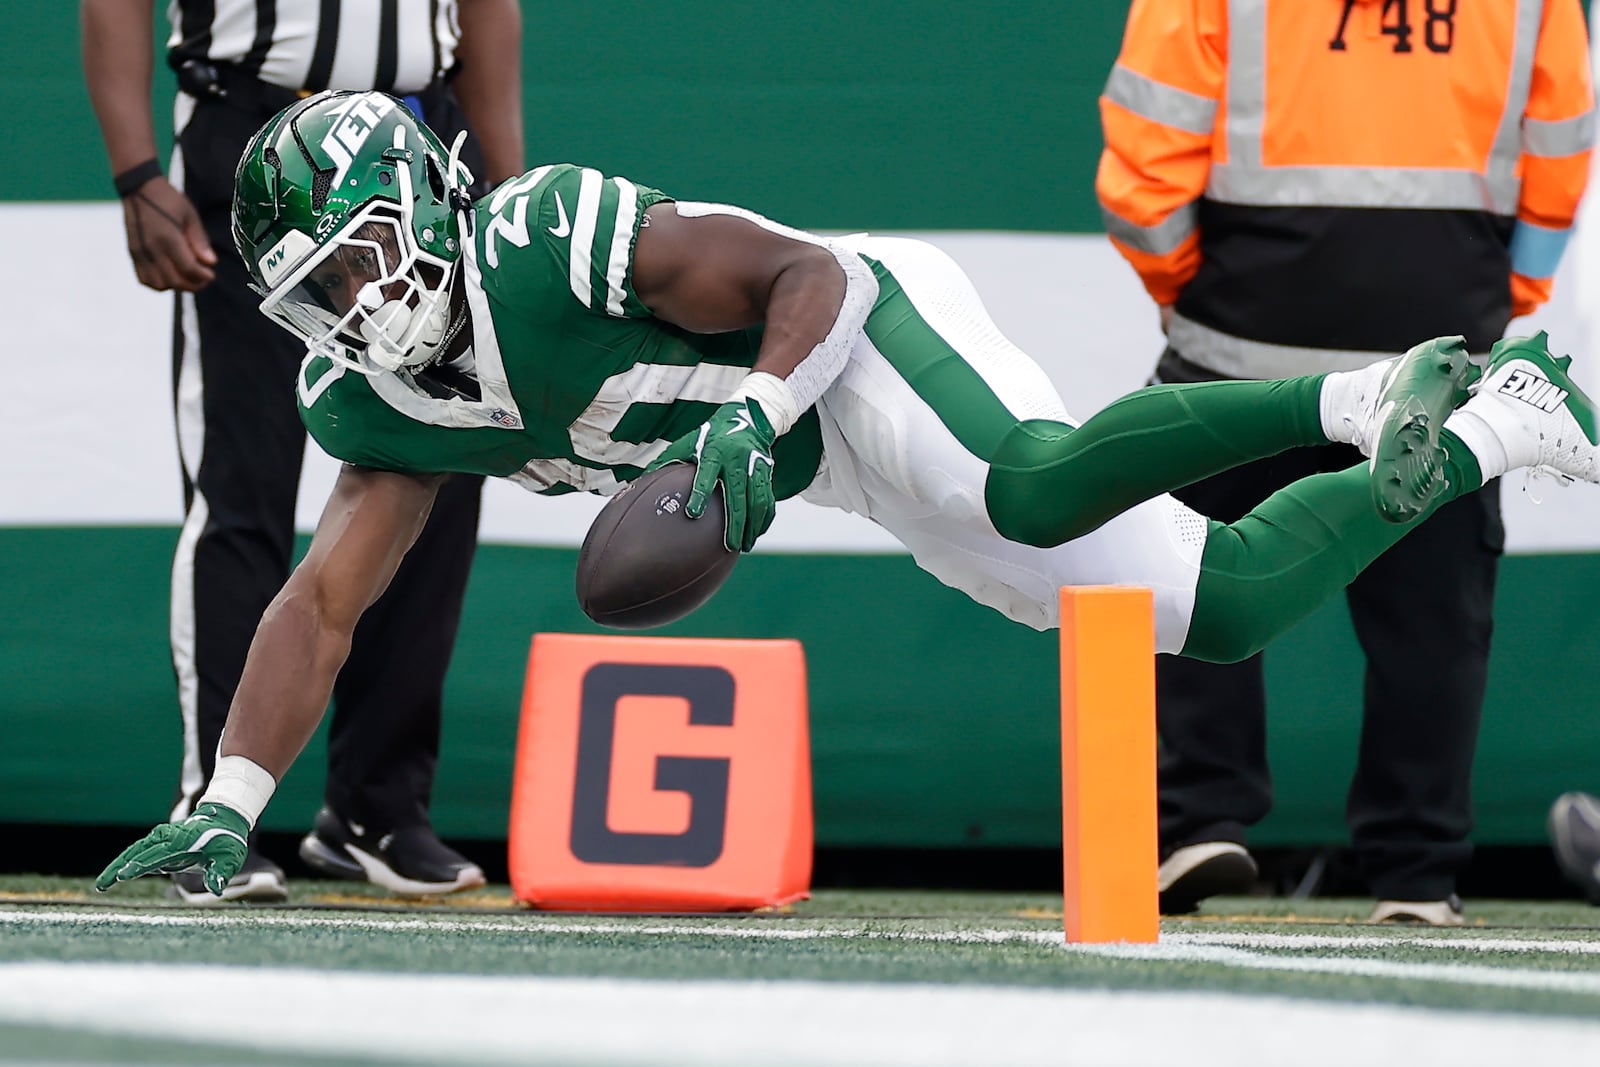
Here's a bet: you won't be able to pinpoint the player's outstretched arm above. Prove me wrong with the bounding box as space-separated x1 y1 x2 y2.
221 466 445 777
96 466 443 894
635 202 878 550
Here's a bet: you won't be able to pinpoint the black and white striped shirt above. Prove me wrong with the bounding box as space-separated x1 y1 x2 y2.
165 0 460 94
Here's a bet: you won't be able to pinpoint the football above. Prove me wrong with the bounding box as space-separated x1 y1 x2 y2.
575 462 739 628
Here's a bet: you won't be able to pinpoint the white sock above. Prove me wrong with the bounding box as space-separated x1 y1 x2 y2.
1318 369 1359 444
1443 406 1511 482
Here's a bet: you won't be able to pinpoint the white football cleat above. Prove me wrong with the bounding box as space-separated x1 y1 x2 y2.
1456 332 1600 486
1322 335 1472 460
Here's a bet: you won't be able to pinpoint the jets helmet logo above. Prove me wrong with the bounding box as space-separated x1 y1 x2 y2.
319 94 398 190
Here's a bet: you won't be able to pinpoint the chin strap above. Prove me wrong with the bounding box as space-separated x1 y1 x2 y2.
445 130 475 215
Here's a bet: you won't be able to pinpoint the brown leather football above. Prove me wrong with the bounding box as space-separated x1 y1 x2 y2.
575 463 739 628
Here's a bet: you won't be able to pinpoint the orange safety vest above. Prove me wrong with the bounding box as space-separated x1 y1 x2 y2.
1098 0 1595 376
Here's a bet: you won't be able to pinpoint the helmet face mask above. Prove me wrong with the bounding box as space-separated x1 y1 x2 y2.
233 91 473 374
259 202 454 372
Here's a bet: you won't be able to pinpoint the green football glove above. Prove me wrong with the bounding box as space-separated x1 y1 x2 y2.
94 801 250 896
650 398 777 552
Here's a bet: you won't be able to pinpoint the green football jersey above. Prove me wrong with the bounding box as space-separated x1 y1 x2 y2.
295 163 823 498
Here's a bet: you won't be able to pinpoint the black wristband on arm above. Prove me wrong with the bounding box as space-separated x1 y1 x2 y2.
113 159 164 198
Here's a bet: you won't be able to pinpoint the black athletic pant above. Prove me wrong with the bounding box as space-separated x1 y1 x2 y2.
1153 349 1503 901
169 84 485 835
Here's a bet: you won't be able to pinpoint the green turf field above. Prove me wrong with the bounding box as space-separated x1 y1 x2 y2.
6 876 1600 1064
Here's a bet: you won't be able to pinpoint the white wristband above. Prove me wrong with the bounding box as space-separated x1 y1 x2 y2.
730 371 802 436
198 754 277 829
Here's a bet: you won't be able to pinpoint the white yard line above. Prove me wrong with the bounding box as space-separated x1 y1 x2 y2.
6 905 1600 955
10 905 1600 1001
1174 930 1600 954
1069 940 1600 995
0 906 1037 941
2 961 1600 1067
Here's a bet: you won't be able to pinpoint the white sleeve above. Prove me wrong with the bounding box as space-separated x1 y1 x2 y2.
675 201 878 434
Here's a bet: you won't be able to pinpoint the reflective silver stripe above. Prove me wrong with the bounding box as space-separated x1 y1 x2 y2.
1208 165 1498 210
1524 110 1597 158
1168 313 1396 377
1220 0 1541 216
1101 202 1198 255
1103 63 1217 135
1486 0 1548 214
1224 0 1267 170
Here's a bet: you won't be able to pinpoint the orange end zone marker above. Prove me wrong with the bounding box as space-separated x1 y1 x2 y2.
1059 586 1159 943
509 633 811 912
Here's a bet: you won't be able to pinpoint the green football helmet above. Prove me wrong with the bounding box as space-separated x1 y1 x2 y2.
232 90 475 372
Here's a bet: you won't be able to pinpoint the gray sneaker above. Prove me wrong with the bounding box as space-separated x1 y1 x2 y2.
1549 791 1600 904
1369 896 1465 926
168 849 287 905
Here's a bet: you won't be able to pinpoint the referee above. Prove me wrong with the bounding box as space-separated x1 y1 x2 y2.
81 0 524 902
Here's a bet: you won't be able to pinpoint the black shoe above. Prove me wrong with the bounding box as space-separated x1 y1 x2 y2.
299 807 486 897
168 849 288 905
1157 841 1258 915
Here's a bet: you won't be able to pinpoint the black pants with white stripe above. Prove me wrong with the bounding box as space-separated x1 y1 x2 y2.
169 88 485 837
1153 348 1503 902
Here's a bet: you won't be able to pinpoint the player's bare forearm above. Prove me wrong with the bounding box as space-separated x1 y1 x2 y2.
454 0 525 184
633 203 846 381
218 467 444 780
80 0 160 173
220 586 354 778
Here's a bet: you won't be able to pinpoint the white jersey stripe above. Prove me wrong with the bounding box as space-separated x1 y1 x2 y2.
567 167 605 308
604 176 640 316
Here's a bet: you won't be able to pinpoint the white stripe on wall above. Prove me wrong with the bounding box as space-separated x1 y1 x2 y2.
6 205 1596 553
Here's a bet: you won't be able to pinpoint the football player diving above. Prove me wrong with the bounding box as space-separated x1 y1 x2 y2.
98 91 1600 896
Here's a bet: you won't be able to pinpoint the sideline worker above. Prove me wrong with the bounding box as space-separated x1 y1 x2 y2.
1098 0 1594 924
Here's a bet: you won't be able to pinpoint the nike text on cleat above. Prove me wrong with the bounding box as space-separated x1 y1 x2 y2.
1460 332 1600 489
1367 335 1475 523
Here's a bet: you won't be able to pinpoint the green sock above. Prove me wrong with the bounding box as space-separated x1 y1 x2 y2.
1182 448 1475 663
986 374 1329 546
1440 428 1485 494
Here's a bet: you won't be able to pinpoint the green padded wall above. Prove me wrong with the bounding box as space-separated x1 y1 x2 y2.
7 2 1598 849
